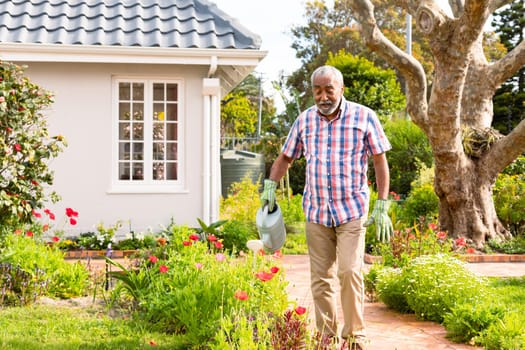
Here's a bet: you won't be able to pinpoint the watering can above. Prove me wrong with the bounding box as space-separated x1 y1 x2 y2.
256 204 286 252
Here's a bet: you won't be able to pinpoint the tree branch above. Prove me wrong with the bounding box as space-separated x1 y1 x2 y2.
448 0 464 17
487 40 525 89
348 0 429 130
487 0 513 13
461 0 491 42
484 118 525 177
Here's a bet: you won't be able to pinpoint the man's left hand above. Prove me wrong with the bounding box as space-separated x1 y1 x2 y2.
364 199 393 242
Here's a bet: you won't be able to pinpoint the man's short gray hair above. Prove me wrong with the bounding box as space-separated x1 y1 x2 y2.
311 65 344 86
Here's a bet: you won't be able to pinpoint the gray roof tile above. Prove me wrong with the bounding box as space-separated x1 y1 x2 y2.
0 0 261 49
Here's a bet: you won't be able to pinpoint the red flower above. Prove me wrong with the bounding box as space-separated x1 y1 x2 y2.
255 271 274 282
234 290 249 301
44 209 55 220
159 265 168 273
466 247 476 254
65 207 79 218
14 143 21 152
270 266 280 274
207 234 217 242
25 231 34 237
149 255 158 264
436 231 447 240
51 236 60 242
31 180 39 186
42 224 49 232
32 210 42 218
189 234 200 241
214 241 223 249
455 237 467 247
69 218 77 225
157 237 167 246
182 240 192 246
295 306 307 315
149 340 157 346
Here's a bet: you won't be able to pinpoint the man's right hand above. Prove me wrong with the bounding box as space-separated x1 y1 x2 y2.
260 179 277 212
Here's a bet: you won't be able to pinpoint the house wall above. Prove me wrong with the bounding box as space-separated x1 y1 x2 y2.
23 62 210 238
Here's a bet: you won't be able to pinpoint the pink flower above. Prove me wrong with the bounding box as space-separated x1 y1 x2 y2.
270 266 280 274
215 253 226 262
32 210 42 218
234 290 249 300
195 262 203 270
428 223 438 231
455 237 467 247
189 234 200 241
207 234 217 242
149 255 158 264
255 271 274 282
295 306 307 315
159 265 168 273
14 229 22 235
436 231 447 240
51 236 60 242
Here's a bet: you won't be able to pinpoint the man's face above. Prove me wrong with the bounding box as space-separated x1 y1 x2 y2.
312 74 343 117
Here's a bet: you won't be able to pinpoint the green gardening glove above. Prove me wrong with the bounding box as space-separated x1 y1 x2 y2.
260 179 277 212
364 199 393 242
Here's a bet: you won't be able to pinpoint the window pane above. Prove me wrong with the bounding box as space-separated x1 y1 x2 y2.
153 122 164 140
119 162 130 180
166 123 177 140
166 162 177 180
167 142 177 160
119 103 130 120
119 142 130 160
166 84 178 101
132 103 144 120
132 83 144 100
153 162 164 180
132 163 144 180
132 143 143 160
153 103 164 121
119 83 130 100
153 142 164 160
132 123 144 140
119 123 130 140
167 103 177 121
153 83 164 101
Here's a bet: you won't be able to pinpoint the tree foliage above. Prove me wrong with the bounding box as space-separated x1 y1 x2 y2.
327 51 406 121
0 61 66 229
491 1 525 134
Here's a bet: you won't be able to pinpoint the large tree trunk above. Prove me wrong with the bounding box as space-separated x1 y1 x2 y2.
348 0 525 246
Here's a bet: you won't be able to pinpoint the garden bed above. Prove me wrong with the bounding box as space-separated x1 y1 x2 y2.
64 250 139 259
364 252 525 264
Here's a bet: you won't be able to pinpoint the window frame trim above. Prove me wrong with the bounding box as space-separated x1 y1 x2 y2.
109 76 186 194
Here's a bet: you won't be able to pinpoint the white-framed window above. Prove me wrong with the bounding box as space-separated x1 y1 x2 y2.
110 77 185 193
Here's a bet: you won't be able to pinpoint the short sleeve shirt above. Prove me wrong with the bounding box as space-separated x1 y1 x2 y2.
281 97 391 227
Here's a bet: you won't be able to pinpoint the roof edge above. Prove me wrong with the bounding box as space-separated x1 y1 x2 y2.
0 43 267 66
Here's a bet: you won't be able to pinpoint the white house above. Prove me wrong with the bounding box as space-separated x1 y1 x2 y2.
0 0 266 236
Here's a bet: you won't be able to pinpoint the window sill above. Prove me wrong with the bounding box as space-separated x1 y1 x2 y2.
107 184 188 194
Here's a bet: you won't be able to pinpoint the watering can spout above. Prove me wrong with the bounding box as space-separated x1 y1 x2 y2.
255 204 286 253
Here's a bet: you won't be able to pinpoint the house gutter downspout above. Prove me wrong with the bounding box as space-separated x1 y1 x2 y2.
202 56 220 224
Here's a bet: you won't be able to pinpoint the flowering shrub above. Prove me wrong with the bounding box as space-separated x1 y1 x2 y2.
0 61 67 230
375 220 453 268
108 223 292 348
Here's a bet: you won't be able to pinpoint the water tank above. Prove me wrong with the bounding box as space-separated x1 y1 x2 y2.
220 149 265 197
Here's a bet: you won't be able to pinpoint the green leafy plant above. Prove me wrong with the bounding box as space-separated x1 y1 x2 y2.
0 262 48 306
402 254 488 323
375 266 411 313
443 301 505 343
0 61 67 230
493 173 525 236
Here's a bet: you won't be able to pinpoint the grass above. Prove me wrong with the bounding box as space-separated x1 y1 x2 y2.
488 276 525 319
0 303 186 350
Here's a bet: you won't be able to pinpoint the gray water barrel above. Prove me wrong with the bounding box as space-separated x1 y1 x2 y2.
220 149 265 197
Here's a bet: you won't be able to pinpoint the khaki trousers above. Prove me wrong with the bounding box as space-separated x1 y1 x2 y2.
305 218 367 339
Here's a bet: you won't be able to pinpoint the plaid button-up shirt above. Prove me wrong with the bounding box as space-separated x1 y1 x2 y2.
282 97 391 227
